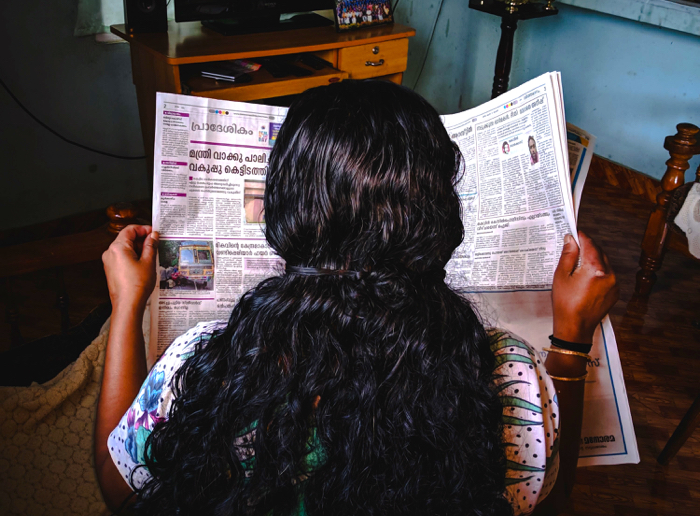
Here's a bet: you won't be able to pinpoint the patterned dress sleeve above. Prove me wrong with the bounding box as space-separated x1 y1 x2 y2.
489 329 560 515
107 320 227 490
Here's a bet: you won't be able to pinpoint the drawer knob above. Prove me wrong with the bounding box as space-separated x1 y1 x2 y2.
365 59 385 67
372 46 380 54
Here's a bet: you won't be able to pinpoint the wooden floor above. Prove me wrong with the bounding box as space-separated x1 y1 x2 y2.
570 177 700 516
2 175 700 514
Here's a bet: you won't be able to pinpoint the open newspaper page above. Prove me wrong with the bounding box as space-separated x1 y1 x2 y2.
150 73 637 465
442 73 578 292
149 93 288 368
441 75 637 465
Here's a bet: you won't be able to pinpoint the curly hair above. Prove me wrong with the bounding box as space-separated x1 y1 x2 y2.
135 80 512 515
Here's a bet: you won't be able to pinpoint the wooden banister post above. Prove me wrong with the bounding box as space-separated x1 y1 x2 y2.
635 123 700 296
106 202 139 234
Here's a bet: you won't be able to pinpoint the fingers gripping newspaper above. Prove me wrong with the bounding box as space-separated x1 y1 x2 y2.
150 72 638 466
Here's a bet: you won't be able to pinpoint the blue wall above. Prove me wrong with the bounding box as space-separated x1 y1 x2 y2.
0 2 148 230
396 1 700 181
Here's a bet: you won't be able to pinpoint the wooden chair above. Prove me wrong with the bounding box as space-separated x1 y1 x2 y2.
633 124 700 464
657 396 700 465
0 203 139 348
635 123 700 296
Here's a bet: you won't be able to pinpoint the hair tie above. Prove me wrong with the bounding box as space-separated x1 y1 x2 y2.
284 265 446 281
285 265 361 279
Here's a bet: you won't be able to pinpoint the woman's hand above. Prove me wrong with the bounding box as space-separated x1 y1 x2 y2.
96 225 157 511
552 232 619 344
543 232 618 506
102 225 159 314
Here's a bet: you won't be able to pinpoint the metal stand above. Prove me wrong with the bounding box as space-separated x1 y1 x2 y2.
469 1 559 99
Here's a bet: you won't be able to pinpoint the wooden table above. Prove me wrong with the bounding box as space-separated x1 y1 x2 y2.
111 21 416 173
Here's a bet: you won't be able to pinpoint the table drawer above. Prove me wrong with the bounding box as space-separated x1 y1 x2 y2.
337 39 409 80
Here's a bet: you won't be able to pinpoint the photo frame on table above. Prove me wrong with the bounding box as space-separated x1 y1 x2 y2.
334 1 394 32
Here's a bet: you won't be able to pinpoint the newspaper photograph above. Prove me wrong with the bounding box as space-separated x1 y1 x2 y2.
149 72 638 466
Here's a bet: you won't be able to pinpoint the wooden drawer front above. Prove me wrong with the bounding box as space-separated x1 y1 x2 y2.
337 39 409 80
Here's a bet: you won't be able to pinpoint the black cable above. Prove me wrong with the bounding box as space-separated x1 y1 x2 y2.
393 0 402 12
411 0 445 90
0 77 146 160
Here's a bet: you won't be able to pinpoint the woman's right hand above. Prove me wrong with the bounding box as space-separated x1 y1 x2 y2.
552 232 619 344
97 225 156 512
102 225 159 314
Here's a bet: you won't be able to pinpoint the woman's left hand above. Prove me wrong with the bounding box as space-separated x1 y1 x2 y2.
552 232 618 344
102 225 159 313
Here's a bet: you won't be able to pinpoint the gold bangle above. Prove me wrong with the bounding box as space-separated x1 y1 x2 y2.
542 347 592 361
547 372 588 382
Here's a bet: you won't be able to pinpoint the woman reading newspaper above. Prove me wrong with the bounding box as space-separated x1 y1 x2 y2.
95 81 617 515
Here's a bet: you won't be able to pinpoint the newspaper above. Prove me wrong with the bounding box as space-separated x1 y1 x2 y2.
149 72 638 465
440 73 638 465
567 123 596 218
476 293 639 466
442 73 577 292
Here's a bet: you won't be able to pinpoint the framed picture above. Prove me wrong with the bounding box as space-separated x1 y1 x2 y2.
334 1 394 32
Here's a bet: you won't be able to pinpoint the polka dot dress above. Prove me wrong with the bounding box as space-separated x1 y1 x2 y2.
489 329 560 514
108 320 227 489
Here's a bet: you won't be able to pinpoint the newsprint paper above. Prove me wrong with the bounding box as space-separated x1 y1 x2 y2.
149 72 638 466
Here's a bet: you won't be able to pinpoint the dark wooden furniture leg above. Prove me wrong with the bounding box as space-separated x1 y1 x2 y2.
658 393 700 465
635 123 700 296
492 17 517 99
468 1 557 100
55 267 70 334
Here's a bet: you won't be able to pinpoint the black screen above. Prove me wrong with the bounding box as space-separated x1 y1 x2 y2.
175 0 333 22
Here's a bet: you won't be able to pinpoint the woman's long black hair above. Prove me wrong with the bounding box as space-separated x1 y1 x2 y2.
136 80 511 515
